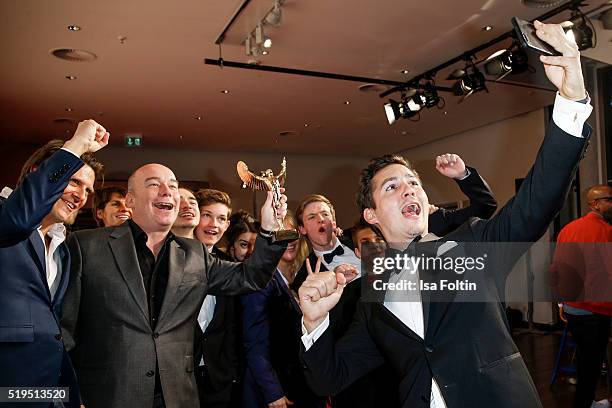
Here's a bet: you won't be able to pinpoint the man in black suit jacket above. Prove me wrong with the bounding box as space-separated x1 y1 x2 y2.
298 21 592 408
0 120 108 408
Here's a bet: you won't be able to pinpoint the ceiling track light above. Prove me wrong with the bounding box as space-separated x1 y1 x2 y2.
483 46 530 80
383 82 445 125
245 23 273 56
264 0 283 27
449 61 487 103
566 8 597 50
384 92 421 125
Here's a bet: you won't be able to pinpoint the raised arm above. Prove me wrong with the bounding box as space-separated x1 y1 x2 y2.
0 119 109 246
473 20 591 243
206 190 288 295
429 153 497 236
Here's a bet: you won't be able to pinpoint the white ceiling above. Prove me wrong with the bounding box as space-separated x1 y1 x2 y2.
0 0 609 156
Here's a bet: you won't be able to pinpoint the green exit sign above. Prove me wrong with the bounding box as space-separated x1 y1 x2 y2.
125 135 143 147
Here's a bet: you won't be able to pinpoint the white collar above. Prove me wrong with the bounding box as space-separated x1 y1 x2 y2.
38 223 66 240
313 236 341 256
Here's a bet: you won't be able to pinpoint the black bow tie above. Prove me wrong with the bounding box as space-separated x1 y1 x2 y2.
323 245 344 264
389 235 422 274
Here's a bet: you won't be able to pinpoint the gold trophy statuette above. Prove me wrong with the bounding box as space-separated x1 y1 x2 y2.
236 157 299 241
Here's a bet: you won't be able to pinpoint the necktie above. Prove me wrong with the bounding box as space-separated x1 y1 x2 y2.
323 245 344 264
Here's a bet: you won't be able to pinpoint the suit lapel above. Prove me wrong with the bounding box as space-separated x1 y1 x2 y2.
28 231 52 302
375 303 422 342
422 238 461 340
156 240 186 331
109 225 150 323
276 271 300 313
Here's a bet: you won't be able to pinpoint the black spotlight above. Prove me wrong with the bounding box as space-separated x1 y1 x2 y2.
567 10 596 51
421 83 441 108
452 69 486 97
384 95 421 125
484 48 529 79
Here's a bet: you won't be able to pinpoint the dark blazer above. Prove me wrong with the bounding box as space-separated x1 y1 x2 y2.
195 246 242 408
61 226 285 408
242 271 325 408
302 120 591 408
0 149 83 408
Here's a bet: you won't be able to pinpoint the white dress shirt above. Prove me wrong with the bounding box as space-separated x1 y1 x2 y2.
198 245 218 366
37 223 67 301
302 94 592 407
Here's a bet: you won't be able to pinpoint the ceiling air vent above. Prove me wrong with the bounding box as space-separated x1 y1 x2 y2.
358 84 388 93
50 48 97 62
53 117 78 124
521 0 568 8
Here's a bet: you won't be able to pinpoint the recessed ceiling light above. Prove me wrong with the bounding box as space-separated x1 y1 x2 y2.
65 75 77 80
304 123 309 127
65 107 73 112
482 25 493 31
400 69 410 74
262 50 269 55
51 48 97 62
67 25 81 31
344 101 350 105
221 90 229 94
195 115 202 120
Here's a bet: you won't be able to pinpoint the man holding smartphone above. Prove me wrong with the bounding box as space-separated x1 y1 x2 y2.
298 20 592 408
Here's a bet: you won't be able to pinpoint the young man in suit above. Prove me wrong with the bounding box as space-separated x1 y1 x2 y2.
0 119 108 408
61 166 288 408
298 20 593 408
92 186 131 227
171 187 200 239
192 188 243 408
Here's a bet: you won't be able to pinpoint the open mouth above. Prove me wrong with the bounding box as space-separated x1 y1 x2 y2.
318 226 327 233
154 202 174 211
63 199 76 211
116 214 130 220
179 210 195 218
204 229 218 236
401 203 421 217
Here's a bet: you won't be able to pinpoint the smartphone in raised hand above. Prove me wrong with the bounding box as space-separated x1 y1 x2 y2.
512 17 562 56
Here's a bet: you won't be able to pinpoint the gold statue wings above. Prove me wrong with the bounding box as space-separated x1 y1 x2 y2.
237 157 287 191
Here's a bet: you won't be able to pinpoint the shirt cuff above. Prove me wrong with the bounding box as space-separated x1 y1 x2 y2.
301 314 330 351
552 92 593 138
60 146 81 158
458 168 471 181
